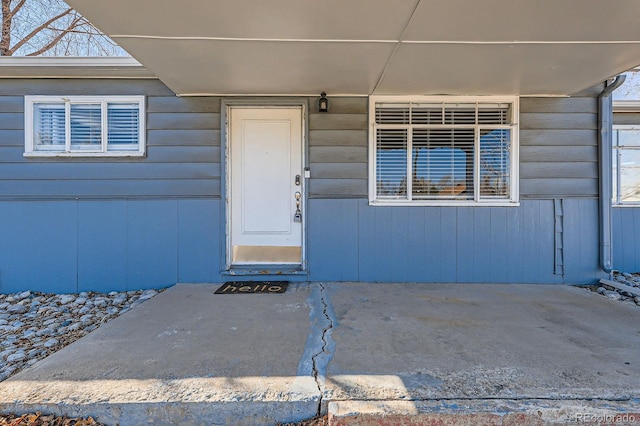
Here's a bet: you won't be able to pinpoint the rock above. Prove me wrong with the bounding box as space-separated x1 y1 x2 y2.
11 321 24 328
0 320 7 326
2 365 17 377
6 352 25 363
74 297 87 305
112 296 127 306
596 287 606 295
67 322 83 332
22 330 36 338
605 290 622 301
15 291 31 300
7 304 28 314
43 338 59 348
58 294 76 304
27 348 43 358
93 298 108 308
139 290 158 300
36 328 54 337
108 291 118 297
0 349 15 360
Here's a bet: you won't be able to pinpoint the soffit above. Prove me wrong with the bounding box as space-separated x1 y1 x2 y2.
65 0 640 96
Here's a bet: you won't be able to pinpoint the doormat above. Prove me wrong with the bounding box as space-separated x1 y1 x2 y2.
215 281 289 294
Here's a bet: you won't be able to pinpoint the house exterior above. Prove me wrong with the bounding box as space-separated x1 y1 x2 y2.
2 1 640 293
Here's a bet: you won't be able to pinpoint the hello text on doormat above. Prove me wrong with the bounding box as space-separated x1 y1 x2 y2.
215 281 289 294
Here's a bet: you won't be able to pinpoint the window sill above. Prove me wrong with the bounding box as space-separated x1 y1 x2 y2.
24 151 145 158
369 200 520 207
613 203 640 208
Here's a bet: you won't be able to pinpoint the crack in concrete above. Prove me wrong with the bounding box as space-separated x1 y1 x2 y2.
310 283 335 417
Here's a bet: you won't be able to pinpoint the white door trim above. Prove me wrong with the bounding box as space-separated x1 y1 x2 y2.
223 102 307 270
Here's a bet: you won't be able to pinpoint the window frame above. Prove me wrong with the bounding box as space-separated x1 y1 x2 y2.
24 95 146 157
368 95 520 207
611 113 640 208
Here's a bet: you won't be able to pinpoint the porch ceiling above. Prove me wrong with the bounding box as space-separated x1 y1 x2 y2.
66 0 640 96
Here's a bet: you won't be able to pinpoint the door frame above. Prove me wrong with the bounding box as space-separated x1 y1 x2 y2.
221 98 308 271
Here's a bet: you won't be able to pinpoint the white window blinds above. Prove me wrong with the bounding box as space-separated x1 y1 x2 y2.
26 96 145 157
371 99 518 205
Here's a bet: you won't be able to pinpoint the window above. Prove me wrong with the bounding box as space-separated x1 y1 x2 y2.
369 96 519 206
25 96 145 157
613 125 640 205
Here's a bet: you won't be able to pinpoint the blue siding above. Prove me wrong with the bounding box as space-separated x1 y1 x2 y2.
504 207 525 282
178 199 221 283
562 199 601 283
0 201 78 293
613 207 640 272
77 201 128 292
126 201 179 289
307 199 597 284
307 199 359 281
0 199 221 293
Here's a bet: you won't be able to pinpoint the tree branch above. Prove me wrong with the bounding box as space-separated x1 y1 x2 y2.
10 0 27 15
25 16 83 56
8 7 74 55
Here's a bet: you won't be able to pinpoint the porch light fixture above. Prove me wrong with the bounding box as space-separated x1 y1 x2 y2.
318 92 329 112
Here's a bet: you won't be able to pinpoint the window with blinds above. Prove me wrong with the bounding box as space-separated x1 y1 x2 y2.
613 126 640 205
25 96 145 157
370 97 518 205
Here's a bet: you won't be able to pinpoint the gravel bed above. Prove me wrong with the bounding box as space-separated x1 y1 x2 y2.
0 289 162 382
589 271 640 307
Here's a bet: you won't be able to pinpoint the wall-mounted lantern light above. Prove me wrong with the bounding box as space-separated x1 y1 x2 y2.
318 92 329 113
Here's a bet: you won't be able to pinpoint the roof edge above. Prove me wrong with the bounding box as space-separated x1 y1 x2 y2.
0 56 157 78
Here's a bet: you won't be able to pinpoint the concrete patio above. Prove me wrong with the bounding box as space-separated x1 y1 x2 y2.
0 282 639 425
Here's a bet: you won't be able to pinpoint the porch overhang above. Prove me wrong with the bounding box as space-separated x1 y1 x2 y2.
66 0 640 96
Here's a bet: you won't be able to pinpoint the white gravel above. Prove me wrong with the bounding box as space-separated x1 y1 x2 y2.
0 289 162 382
590 271 640 307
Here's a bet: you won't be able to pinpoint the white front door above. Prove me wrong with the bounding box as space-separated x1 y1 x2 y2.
228 107 303 265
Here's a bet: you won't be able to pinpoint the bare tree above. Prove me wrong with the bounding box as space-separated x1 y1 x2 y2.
1 0 125 56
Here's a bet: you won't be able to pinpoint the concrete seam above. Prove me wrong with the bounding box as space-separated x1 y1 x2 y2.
310 282 335 417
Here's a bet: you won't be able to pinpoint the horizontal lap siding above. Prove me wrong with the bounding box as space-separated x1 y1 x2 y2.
308 97 368 198
520 96 598 198
307 95 599 199
0 79 221 200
